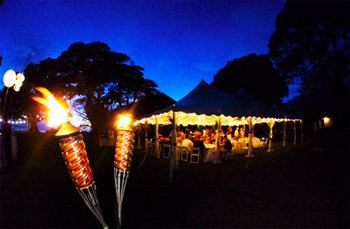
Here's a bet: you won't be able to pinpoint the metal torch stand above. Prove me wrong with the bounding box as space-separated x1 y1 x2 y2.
114 168 130 228
76 181 108 229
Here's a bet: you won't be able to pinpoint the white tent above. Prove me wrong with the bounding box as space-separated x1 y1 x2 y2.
134 80 301 180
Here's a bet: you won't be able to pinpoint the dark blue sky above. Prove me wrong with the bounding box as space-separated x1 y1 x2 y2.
1 0 297 102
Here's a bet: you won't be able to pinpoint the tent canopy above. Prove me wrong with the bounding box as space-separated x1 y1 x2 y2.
134 80 300 126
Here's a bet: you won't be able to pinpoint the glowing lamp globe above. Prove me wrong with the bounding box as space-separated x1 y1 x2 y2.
13 84 21 92
14 80 23 88
3 69 17 88
16 73 25 82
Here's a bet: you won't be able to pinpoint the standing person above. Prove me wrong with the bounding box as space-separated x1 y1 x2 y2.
240 127 245 139
226 126 233 136
2 117 13 168
234 127 240 139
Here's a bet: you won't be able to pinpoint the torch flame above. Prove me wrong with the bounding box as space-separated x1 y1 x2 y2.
117 115 131 128
117 115 133 131
32 87 69 127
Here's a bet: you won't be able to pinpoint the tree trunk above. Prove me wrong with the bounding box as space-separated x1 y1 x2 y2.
28 113 39 132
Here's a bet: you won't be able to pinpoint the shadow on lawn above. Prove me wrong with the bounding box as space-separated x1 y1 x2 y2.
1 132 349 228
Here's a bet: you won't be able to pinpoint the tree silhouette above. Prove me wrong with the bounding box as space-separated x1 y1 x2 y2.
268 0 349 127
23 41 158 134
211 53 288 106
268 0 349 92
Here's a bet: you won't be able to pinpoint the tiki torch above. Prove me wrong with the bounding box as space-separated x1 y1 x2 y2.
32 87 108 229
114 115 135 227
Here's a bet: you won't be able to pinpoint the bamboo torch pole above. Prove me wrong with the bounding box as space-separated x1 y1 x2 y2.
114 115 135 228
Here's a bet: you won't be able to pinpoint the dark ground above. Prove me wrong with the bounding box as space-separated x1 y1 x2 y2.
0 132 349 228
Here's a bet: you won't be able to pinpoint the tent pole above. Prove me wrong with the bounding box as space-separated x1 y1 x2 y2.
293 120 296 145
145 122 148 150
137 123 141 149
216 115 222 163
155 116 160 158
267 120 275 152
283 118 286 147
170 111 177 184
246 117 254 158
300 120 303 147
139 123 149 172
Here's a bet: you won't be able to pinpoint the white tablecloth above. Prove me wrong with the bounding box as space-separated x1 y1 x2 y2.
232 141 247 154
203 145 219 163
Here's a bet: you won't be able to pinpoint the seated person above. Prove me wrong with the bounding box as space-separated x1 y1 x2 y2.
176 132 184 145
193 134 205 155
220 135 232 156
200 135 208 143
202 128 211 138
240 127 245 138
181 134 193 150
226 126 233 136
209 132 216 144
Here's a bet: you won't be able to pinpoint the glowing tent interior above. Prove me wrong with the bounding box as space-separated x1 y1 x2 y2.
134 80 302 178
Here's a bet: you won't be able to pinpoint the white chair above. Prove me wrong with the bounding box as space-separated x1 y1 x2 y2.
242 141 249 153
259 138 268 149
180 146 190 162
150 142 161 157
190 147 200 164
162 144 171 159
176 145 182 157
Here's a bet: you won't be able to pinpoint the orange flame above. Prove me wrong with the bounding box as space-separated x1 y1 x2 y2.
116 115 133 131
32 87 69 127
117 115 130 128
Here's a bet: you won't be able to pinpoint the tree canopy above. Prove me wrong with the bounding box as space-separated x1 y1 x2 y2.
268 0 349 92
268 0 349 127
22 41 158 134
211 53 288 106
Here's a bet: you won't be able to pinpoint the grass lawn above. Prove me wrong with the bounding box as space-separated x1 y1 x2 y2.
1 132 349 228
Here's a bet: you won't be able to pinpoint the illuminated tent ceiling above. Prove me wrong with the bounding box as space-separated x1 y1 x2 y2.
134 80 300 126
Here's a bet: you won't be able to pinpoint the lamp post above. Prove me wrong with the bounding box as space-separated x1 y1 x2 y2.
2 69 25 116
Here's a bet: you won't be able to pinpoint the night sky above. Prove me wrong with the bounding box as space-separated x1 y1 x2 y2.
1 0 296 102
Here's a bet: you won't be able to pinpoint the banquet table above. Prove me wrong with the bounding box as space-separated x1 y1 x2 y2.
203 144 219 163
231 141 248 154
